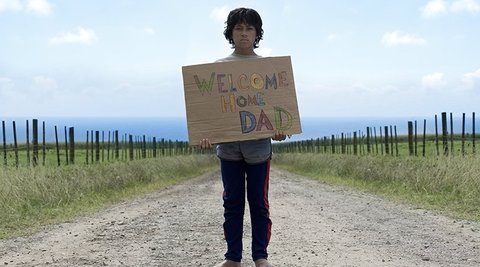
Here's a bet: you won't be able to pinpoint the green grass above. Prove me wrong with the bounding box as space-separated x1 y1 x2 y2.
0 155 218 239
273 153 480 222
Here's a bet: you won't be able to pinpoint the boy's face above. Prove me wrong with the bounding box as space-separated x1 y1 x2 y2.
232 22 257 50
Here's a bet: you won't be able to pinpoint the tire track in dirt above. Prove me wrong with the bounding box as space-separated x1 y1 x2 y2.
1 169 479 266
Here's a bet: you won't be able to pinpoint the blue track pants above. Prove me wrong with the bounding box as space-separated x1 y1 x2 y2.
220 159 272 262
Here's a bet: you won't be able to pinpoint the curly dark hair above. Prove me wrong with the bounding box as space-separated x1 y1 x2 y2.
223 7 264 49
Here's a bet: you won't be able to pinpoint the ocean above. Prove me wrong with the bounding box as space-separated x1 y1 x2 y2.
0 115 476 143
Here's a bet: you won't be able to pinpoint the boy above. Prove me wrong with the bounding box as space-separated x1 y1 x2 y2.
201 7 287 267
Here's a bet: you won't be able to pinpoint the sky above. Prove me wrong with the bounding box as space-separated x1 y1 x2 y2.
1 0 480 118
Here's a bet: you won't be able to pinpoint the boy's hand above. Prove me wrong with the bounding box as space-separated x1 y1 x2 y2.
272 130 289 141
200 138 213 149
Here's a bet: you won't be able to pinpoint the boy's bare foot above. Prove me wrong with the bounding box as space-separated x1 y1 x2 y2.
254 258 275 267
214 259 241 267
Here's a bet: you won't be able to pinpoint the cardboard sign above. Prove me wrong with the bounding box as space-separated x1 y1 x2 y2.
182 56 302 146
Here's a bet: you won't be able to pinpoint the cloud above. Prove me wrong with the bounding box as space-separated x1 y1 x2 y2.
422 0 480 17
0 0 52 15
210 6 229 23
422 0 448 17
451 0 480 13
49 27 98 46
0 0 22 12
382 31 427 47
422 72 447 89
26 0 52 16
462 68 480 89
143 27 155 36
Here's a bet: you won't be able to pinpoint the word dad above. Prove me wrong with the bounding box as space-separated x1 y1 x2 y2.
240 107 292 133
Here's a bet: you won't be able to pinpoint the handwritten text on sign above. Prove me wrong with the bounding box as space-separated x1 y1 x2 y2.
182 56 302 145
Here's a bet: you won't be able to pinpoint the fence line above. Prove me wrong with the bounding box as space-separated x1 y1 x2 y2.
273 112 477 157
0 119 201 168
2 112 477 166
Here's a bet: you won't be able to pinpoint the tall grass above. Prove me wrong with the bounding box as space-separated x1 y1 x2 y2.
0 155 217 239
273 153 480 222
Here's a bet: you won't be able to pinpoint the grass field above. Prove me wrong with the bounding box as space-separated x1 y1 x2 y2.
273 152 480 222
0 154 218 240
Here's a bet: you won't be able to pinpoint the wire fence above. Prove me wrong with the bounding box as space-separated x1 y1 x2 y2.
273 112 477 157
1 119 205 168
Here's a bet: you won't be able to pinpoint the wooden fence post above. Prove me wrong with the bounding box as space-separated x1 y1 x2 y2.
147 137 151 157
115 130 119 160
473 112 476 155
32 119 38 166
64 126 69 165
323 136 327 153
153 137 157 158
442 112 448 156
2 121 6 166
366 127 371 154
435 115 439 156
394 126 399 157
69 127 75 164
462 113 465 157
55 126 60 166
331 134 335 154
26 120 31 166
124 133 128 160
384 126 389 155
414 121 418 157
408 121 414 156
13 121 18 168
86 131 89 164
389 125 394 156
95 131 100 162
422 120 426 157
107 131 111 161
129 134 134 160
360 131 364 155
343 133 347 155
161 138 165 156
102 131 105 162
136 136 140 159
142 135 147 158
42 121 46 166
450 112 454 157
90 130 94 163
379 127 384 155
353 132 358 155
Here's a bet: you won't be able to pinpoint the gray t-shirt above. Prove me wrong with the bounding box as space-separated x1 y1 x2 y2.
215 53 272 164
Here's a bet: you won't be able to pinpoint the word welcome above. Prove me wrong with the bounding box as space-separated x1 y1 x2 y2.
194 71 289 95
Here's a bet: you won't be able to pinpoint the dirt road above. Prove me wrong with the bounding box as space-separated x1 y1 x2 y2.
1 169 479 266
